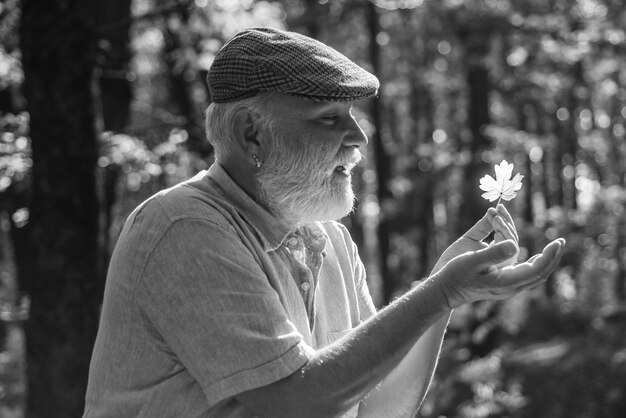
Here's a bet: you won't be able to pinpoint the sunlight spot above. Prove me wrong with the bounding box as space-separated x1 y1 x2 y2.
0 177 10 192
12 208 29 228
556 270 576 300
362 199 380 218
362 168 376 184
14 136 28 150
433 201 447 227
595 112 611 129
562 165 574 179
575 176 601 210
432 129 447 144
529 146 543 163
433 57 448 72
546 227 558 240
437 40 451 55
127 172 141 191
375 31 390 46
579 108 593 130
146 163 162 177
506 46 528 67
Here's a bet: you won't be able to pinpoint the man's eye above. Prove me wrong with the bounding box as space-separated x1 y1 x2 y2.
320 115 338 124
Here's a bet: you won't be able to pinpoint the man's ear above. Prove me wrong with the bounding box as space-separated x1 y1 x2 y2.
231 107 261 157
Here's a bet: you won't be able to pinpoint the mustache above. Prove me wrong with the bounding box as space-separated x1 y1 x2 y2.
332 148 363 170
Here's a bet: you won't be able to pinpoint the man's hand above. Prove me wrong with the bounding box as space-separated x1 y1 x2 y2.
433 204 519 274
436 238 565 309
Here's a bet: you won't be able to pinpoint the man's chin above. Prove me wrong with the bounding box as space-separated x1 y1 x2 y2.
300 197 355 224
259 179 356 225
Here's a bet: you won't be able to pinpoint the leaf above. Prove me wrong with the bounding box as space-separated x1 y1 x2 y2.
479 160 524 203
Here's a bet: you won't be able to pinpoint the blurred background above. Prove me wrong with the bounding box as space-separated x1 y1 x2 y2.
1 0 625 417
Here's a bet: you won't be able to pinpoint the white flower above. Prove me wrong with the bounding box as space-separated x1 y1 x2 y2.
479 160 524 202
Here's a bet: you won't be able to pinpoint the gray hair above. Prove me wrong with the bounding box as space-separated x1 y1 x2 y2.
205 92 276 160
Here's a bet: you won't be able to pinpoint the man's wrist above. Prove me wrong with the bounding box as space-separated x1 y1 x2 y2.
419 272 456 312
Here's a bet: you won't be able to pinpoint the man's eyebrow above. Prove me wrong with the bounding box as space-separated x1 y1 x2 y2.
308 101 350 115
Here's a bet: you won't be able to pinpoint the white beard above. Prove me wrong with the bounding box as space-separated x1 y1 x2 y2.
256 128 361 226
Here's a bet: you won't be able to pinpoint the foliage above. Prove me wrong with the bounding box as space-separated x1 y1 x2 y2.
0 113 29 196
421 300 626 418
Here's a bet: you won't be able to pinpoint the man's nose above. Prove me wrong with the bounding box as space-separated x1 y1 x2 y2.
342 116 368 149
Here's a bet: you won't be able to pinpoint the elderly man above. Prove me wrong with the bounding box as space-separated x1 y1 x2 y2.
84 27 564 417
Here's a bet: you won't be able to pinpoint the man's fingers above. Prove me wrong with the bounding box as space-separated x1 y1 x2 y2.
494 230 507 243
515 277 547 294
500 239 565 287
493 216 517 243
525 253 541 264
531 238 564 270
496 204 519 242
473 239 518 269
495 204 514 224
465 207 497 242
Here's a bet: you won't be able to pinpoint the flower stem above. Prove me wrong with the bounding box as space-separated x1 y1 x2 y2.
495 196 502 207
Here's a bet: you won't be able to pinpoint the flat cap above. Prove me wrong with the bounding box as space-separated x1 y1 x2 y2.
206 27 379 103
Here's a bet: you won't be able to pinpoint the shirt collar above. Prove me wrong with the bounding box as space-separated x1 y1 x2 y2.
205 163 293 252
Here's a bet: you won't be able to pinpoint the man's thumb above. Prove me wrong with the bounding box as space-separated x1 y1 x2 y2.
475 240 517 268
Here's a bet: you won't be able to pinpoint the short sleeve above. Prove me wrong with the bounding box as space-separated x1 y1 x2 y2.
136 217 313 406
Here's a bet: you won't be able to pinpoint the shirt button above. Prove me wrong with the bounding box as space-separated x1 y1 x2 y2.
288 237 298 246
300 282 310 291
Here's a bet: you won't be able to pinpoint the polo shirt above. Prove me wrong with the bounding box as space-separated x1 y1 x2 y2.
84 163 377 417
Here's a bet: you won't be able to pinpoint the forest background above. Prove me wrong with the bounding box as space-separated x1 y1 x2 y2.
0 0 625 417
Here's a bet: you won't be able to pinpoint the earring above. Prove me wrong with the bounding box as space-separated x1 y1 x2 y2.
252 154 261 168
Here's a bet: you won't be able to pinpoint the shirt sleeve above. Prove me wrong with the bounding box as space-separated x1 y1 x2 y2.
136 217 314 406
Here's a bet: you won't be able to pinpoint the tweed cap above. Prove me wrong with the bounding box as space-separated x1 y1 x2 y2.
206 27 379 103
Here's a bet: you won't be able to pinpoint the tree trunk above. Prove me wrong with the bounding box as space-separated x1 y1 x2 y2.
97 0 133 133
20 1 101 416
366 2 394 304
96 0 132 295
458 21 492 234
558 60 585 211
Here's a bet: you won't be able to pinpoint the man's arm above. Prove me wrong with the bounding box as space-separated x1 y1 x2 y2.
237 272 452 418
357 205 518 417
356 310 451 417
236 236 564 418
